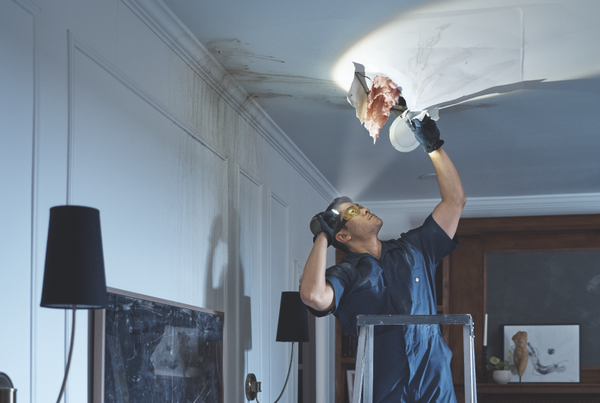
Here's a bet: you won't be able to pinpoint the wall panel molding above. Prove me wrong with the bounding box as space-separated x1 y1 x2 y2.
2 3 40 403
237 165 264 388
121 0 338 201
67 31 227 166
239 166 262 188
12 0 40 14
270 191 289 209
267 189 293 402
270 191 291 289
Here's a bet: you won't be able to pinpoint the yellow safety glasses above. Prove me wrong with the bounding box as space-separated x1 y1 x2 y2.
339 204 364 223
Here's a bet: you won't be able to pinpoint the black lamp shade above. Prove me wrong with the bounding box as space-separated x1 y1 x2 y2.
276 291 309 342
40 206 108 309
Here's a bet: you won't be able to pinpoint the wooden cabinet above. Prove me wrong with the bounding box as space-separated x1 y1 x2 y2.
334 319 358 403
447 214 600 401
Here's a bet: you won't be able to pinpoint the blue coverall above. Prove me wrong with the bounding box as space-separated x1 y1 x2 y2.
315 214 458 402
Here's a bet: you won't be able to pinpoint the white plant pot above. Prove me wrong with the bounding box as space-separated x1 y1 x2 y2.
493 370 512 384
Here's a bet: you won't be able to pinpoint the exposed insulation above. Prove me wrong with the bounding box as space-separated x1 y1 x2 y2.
363 75 401 144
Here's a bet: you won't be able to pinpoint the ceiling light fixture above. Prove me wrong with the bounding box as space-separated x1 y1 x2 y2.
390 109 440 153
389 116 419 152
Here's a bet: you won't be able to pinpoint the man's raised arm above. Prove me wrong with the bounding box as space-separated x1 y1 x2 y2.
405 114 466 238
429 147 466 239
300 213 336 312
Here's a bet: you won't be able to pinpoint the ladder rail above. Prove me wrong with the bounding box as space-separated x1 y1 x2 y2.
464 321 477 402
352 314 477 403
352 326 367 403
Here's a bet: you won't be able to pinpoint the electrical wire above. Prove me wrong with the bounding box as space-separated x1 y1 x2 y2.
273 343 295 403
255 342 295 403
56 306 76 403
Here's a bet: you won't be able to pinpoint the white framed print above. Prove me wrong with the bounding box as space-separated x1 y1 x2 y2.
503 324 580 383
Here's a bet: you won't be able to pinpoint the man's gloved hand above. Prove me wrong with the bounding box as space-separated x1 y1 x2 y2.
309 210 337 246
405 114 444 153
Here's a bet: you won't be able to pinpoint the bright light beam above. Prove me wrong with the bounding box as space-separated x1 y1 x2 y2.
332 0 600 112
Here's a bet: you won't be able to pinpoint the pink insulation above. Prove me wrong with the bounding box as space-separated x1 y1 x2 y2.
364 75 401 144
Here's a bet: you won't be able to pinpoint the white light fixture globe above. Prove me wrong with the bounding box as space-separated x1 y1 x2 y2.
389 116 419 152
389 108 440 152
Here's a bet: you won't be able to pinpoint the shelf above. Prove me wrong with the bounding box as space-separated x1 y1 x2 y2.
477 383 600 394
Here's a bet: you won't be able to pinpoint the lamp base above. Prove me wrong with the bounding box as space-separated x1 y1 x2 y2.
245 373 261 401
0 388 16 403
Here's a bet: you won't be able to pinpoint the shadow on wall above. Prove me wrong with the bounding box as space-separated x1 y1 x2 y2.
205 213 253 401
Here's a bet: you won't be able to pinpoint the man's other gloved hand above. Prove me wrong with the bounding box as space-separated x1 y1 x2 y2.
405 114 444 153
309 210 337 246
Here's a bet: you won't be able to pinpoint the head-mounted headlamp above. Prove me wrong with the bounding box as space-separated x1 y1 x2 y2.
332 204 364 233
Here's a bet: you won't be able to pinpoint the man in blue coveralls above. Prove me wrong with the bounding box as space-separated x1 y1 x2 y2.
300 115 466 402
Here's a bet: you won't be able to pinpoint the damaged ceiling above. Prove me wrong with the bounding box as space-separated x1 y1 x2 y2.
162 0 600 205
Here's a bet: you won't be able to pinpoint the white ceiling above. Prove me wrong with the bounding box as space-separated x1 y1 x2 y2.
162 0 600 203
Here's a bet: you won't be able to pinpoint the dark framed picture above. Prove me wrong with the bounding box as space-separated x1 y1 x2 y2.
90 287 224 402
503 324 580 383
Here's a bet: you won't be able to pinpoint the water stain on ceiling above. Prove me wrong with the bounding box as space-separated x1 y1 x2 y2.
204 38 286 68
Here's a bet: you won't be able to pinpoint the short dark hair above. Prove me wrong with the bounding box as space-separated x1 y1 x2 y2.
326 196 353 253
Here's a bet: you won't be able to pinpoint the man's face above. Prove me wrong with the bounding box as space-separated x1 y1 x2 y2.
336 202 383 237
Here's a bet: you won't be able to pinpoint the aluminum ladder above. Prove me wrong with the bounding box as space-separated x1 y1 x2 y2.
352 314 477 403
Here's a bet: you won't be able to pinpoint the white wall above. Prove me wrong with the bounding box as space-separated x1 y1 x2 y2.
0 0 337 402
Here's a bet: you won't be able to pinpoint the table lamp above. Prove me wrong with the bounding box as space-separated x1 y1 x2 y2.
40 205 108 403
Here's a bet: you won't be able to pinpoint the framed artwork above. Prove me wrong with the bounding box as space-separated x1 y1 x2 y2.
90 287 224 403
503 324 580 383
346 370 355 403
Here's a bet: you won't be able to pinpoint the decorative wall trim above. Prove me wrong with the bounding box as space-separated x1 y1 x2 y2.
121 0 338 201
239 166 262 187
363 193 600 218
67 30 75 204
17 2 41 403
236 164 264 388
270 191 288 209
270 191 291 289
12 0 40 14
461 193 600 217
67 31 228 163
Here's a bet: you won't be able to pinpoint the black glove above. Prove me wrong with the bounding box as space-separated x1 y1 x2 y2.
309 210 337 246
405 114 444 153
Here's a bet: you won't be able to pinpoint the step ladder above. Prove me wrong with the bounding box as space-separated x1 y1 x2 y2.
352 314 477 403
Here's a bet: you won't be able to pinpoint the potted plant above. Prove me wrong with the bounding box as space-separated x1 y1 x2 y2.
487 354 515 384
